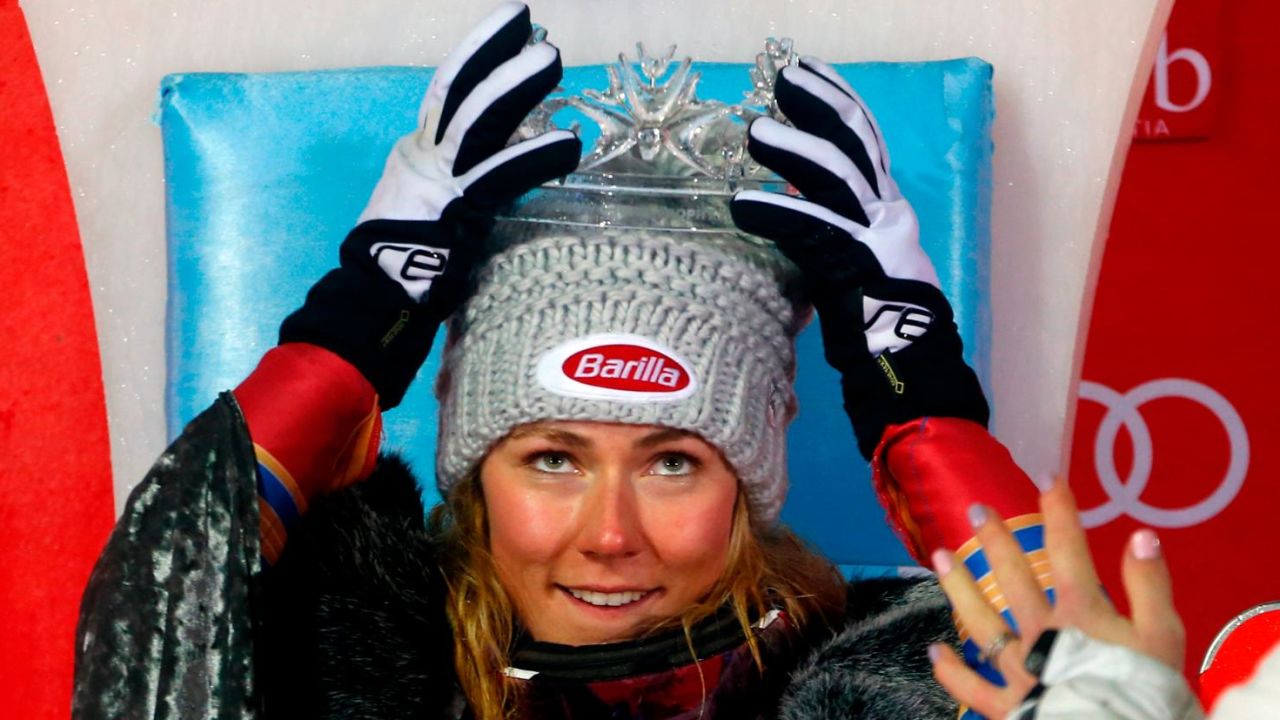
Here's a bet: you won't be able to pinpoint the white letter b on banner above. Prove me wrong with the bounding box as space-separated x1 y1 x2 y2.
1154 33 1212 113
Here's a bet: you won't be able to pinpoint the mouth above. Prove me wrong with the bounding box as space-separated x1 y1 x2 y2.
559 586 659 609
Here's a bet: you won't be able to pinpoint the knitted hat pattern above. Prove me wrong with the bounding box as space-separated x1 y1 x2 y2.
434 226 810 523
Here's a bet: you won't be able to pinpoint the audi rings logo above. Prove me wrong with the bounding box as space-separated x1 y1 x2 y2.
1077 378 1249 529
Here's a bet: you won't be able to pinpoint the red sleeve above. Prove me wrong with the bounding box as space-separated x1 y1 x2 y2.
233 343 382 563
871 417 1042 565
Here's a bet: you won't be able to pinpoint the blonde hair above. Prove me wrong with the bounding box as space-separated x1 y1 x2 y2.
427 468 846 720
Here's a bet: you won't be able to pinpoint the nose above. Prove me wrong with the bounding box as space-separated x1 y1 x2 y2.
576 471 644 560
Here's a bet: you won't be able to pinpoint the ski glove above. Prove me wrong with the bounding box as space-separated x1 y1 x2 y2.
731 57 988 458
280 2 581 408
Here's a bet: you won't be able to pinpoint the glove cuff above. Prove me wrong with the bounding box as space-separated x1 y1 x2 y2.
1011 627 1204 720
840 323 990 459
279 219 478 408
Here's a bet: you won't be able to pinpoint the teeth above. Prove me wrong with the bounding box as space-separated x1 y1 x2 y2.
567 588 648 607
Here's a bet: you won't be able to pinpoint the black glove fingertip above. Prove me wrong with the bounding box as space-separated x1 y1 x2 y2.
463 133 581 211
436 3 534 144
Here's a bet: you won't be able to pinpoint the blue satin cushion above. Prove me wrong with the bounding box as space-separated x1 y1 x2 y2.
159 59 992 571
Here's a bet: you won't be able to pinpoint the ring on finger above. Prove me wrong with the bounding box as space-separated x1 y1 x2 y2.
978 630 1019 664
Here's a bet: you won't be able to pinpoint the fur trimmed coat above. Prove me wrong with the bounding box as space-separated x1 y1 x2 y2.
73 395 960 719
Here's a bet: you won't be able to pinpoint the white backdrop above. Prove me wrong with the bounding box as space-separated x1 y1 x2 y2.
19 0 1171 509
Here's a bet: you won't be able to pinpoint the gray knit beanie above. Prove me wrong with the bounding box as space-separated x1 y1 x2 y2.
434 224 810 523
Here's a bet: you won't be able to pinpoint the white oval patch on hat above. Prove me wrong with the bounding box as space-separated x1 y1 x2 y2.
535 334 698 403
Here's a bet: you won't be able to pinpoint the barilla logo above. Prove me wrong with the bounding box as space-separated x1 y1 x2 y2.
536 334 698 403
567 347 689 391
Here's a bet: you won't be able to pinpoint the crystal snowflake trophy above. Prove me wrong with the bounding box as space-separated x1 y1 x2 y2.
501 38 797 238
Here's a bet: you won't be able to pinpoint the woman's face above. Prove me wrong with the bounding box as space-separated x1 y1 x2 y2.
480 420 739 645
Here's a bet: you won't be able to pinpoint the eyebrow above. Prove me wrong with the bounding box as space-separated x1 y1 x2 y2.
635 428 698 449
506 426 591 449
505 425 698 450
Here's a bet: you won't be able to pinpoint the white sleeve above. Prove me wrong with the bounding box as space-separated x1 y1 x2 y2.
1006 627 1205 720
1208 642 1280 720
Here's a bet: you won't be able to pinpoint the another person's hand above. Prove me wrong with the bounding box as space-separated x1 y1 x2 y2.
930 478 1196 719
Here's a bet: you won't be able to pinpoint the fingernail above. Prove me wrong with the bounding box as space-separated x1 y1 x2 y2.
927 643 945 664
967 503 989 529
1037 473 1058 493
1131 529 1161 560
932 548 954 576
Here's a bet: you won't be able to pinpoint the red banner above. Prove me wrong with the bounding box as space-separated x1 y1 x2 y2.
1071 0 1280 695
0 2 116 717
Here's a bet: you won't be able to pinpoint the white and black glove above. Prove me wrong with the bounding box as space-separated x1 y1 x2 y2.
1009 628 1205 720
281 2 580 408
731 57 987 458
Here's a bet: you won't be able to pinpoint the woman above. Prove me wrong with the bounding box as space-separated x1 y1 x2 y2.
75 4 1015 718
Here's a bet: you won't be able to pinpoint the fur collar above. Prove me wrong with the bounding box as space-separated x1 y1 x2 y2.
259 456 959 719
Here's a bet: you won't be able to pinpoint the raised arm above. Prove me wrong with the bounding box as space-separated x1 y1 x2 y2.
730 56 1046 690
72 5 578 717
239 1 578 562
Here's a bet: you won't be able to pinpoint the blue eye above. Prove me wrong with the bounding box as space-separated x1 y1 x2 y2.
649 454 696 476
531 452 576 474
